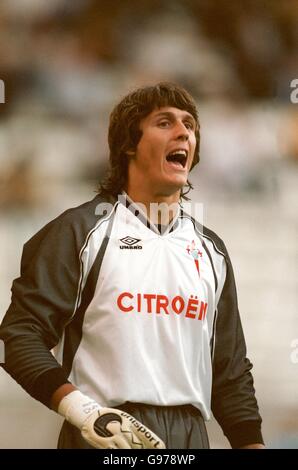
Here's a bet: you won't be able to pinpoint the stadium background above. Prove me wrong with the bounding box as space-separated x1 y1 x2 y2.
0 0 297 448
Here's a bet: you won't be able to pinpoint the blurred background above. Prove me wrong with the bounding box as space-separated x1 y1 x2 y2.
0 0 297 449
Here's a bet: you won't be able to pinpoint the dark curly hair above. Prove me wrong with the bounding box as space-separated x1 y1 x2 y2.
98 82 200 200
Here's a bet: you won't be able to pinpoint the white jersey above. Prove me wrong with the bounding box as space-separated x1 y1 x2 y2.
58 199 224 419
0 192 262 434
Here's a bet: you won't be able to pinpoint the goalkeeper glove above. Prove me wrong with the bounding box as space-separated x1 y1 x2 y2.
58 390 166 449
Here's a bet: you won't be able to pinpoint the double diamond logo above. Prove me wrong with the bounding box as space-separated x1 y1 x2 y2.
120 236 142 250
120 236 141 246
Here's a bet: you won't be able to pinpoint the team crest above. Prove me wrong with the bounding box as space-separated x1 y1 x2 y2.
186 240 203 276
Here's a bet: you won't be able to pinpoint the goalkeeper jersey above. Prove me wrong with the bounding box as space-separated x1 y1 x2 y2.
0 192 262 442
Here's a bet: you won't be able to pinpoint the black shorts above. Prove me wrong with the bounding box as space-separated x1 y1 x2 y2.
57 402 210 449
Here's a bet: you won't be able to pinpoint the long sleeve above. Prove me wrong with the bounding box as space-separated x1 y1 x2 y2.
211 244 264 448
0 195 105 408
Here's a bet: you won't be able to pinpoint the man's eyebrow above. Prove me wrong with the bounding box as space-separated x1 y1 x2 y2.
153 111 195 123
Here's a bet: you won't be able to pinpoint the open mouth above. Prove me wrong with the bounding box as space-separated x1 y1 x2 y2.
166 150 188 169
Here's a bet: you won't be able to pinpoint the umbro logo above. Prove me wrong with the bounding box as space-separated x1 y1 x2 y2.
119 236 142 250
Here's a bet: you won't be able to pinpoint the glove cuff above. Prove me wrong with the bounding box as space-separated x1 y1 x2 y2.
58 390 102 429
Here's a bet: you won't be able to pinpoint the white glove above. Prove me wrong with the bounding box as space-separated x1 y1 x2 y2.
58 390 166 449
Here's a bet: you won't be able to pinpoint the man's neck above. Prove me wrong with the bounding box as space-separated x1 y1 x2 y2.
125 188 180 226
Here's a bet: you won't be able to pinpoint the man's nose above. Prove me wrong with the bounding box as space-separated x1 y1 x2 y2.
174 121 189 140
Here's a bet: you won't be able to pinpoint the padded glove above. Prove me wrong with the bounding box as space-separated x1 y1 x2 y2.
58 390 166 449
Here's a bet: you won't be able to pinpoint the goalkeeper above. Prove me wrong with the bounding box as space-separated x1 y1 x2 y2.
0 82 264 449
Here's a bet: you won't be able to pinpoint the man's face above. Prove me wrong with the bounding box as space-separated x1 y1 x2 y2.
128 106 197 197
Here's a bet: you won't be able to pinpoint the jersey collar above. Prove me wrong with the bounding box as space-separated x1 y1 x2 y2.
119 192 181 236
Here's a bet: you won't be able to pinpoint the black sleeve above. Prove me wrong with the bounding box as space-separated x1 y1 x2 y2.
0 214 81 408
211 245 264 448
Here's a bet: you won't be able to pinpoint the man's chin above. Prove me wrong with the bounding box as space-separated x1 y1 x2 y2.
155 179 187 197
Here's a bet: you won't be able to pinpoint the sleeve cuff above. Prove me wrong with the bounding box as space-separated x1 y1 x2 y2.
31 367 70 408
225 420 264 448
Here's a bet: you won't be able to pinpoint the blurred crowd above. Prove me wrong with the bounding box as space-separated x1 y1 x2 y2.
0 0 298 212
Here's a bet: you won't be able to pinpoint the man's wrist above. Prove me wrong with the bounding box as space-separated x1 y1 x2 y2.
57 390 102 429
51 383 77 411
239 443 265 449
